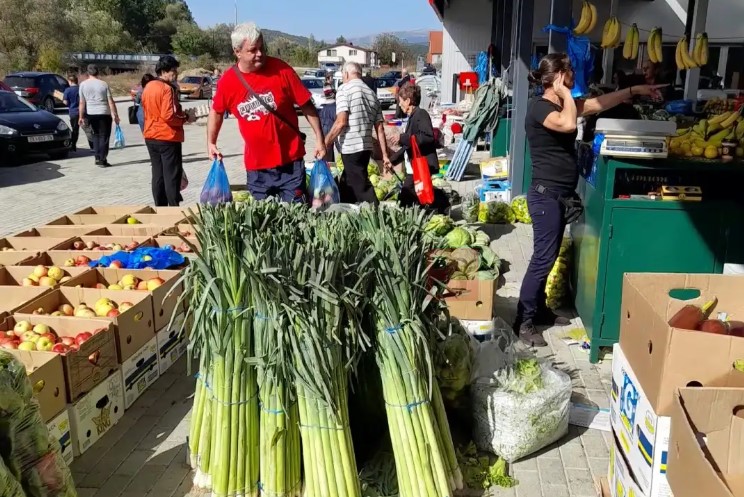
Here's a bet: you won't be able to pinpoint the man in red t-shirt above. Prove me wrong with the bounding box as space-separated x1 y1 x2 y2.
208 22 326 202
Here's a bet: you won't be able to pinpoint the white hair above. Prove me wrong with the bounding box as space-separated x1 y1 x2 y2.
231 22 263 51
343 62 362 76
401 68 409 76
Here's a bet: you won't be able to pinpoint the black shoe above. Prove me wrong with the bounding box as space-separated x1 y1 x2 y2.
535 310 571 327
518 322 548 347
95 160 103 166
71 147 77 152
103 161 112 167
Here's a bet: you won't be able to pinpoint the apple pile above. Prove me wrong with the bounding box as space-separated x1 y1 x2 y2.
63 255 91 268
71 240 140 251
0 320 96 354
89 275 165 292
162 243 192 253
29 298 134 318
21 266 72 287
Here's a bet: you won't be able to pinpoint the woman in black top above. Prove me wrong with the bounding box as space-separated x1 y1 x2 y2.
515 53 665 346
389 83 449 213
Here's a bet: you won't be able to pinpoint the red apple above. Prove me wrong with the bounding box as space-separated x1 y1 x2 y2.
146 277 165 291
75 255 91 266
72 241 85 250
60 337 75 347
75 332 93 346
94 283 107 289
51 343 69 354
3 330 15 338
39 332 57 343
0 340 19 349
119 302 134 313
58 304 74 316
109 260 124 269
136 280 149 291
106 309 121 318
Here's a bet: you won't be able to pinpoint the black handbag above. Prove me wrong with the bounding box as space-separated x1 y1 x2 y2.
127 105 138 125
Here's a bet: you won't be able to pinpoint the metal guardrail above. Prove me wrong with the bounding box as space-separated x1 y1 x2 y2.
70 53 168 63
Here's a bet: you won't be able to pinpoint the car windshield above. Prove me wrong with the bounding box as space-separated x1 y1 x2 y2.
4 76 36 88
377 79 394 88
180 77 202 84
302 79 324 90
0 92 36 113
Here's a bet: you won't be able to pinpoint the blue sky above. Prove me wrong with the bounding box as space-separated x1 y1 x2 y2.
187 0 441 40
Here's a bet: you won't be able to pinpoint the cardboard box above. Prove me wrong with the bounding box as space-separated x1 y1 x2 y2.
73 206 153 216
14 226 109 238
0 236 73 251
619 273 744 416
0 266 89 287
81 224 173 238
64 268 183 330
443 279 496 321
121 336 159 408
156 313 187 374
152 205 197 216
0 251 40 266
125 213 189 226
51 235 154 252
151 236 200 255
5 349 66 422
597 477 611 497
68 371 124 456
46 214 128 226
14 251 113 269
15 287 155 362
610 344 670 497
609 428 647 497
0 286 52 314
47 409 73 466
667 388 744 497
2 316 117 402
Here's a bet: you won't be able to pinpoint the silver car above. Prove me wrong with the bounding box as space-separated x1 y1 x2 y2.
300 77 327 109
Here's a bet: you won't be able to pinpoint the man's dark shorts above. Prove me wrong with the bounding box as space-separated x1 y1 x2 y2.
246 160 307 203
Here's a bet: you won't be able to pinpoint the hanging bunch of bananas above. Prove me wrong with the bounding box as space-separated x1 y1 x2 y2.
600 17 622 49
647 27 663 63
693 33 709 66
573 1 598 35
622 24 640 60
675 35 699 70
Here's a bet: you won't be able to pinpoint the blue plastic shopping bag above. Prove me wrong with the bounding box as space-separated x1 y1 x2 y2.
542 24 595 99
200 158 233 204
309 159 340 208
113 124 125 149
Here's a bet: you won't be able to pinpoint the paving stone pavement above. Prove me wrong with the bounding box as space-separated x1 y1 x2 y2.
0 103 612 496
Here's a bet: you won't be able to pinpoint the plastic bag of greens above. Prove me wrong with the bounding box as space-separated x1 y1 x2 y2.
0 455 23 497
462 193 480 223
510 196 532 224
478 201 516 224
0 351 77 497
471 355 571 462
435 333 476 408
309 159 340 209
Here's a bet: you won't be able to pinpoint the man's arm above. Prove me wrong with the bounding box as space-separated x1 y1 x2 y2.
207 109 225 158
78 92 86 124
324 111 348 150
107 87 120 124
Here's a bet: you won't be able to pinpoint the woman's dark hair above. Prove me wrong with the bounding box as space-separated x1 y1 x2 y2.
614 70 629 89
67 73 78 84
141 73 156 87
398 83 421 106
155 55 180 76
528 53 572 88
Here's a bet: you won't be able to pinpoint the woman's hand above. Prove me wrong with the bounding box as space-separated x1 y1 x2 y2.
389 133 400 146
382 156 393 172
552 72 572 100
631 84 668 101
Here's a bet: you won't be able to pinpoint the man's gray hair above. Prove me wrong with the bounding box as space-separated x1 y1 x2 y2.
343 62 362 76
87 64 99 76
231 22 263 51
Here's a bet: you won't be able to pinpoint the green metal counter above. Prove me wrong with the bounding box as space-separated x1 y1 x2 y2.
571 154 744 362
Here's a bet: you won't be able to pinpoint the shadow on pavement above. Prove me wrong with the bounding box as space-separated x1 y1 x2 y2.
0 161 63 187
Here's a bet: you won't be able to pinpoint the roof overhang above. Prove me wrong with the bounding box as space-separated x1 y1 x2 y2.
429 0 446 20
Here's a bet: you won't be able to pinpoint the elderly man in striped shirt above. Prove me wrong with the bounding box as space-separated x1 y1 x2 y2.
324 62 392 204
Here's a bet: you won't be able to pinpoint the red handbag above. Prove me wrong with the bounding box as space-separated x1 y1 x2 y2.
410 135 435 205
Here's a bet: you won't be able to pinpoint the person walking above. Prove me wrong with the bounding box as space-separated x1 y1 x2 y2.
513 53 665 346
324 62 391 204
142 55 192 206
318 87 337 163
208 22 326 203
135 74 155 132
62 74 80 152
78 64 119 167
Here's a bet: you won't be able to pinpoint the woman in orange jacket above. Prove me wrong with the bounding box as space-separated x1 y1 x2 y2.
142 56 193 206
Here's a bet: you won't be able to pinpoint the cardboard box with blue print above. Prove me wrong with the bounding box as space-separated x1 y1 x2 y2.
121 336 159 409
47 409 73 466
608 427 645 497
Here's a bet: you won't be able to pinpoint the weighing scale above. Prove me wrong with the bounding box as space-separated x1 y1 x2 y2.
595 119 677 159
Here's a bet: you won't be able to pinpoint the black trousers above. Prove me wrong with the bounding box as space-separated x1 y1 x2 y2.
87 114 112 162
339 150 378 204
516 187 567 326
69 115 80 150
146 140 183 206
399 168 450 214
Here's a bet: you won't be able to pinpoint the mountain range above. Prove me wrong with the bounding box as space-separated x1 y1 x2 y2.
262 28 435 48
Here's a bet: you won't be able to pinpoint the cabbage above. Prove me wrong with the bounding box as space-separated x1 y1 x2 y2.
424 215 455 236
450 247 480 278
369 174 381 187
445 227 474 248
478 246 501 273
478 202 516 224
368 162 380 176
472 230 490 247
475 270 498 280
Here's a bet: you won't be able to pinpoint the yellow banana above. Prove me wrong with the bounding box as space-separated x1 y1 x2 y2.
623 24 634 59
648 28 659 63
586 3 598 33
708 129 730 146
735 120 744 141
574 1 591 34
609 18 622 48
674 36 684 69
693 34 704 66
601 18 614 48
680 36 698 69
720 109 740 129
708 111 731 126
654 27 663 62
699 33 709 65
631 25 639 59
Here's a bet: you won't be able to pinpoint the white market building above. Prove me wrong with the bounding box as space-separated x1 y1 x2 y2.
318 44 378 68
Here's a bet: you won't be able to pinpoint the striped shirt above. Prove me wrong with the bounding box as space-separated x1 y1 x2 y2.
335 78 382 154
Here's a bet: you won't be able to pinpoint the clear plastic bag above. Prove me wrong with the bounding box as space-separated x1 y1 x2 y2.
200 159 233 205
471 361 571 462
113 124 125 149
309 159 340 209
461 193 480 223
0 351 77 497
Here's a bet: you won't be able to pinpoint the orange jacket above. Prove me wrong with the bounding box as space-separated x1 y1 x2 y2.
142 80 186 142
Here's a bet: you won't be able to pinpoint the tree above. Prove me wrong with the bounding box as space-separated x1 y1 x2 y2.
372 33 405 66
68 9 135 53
172 22 210 56
336 36 347 44
204 24 235 60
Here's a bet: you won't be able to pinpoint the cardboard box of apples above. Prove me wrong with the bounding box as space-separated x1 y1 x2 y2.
51 236 154 252
63 268 184 330
0 265 90 288
0 315 117 402
14 287 155 362
151 236 199 255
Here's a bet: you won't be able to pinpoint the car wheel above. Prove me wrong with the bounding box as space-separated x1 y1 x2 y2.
48 151 69 160
43 97 55 113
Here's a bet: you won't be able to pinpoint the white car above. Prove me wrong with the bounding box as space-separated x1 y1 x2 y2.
300 77 327 109
331 72 395 110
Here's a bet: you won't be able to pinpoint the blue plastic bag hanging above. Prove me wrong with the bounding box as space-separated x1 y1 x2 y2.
113 124 125 149
309 159 340 208
541 25 595 98
200 158 233 204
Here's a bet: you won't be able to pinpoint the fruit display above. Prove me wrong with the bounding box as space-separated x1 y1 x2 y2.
622 24 640 60
0 320 97 353
62 255 91 268
161 242 193 253
69 239 140 251
675 35 700 70
693 32 709 66
600 17 622 50
126 216 141 224
84 274 165 292
573 1 597 35
703 98 740 114
646 27 663 63
28 299 134 319
670 110 744 159
19 265 72 287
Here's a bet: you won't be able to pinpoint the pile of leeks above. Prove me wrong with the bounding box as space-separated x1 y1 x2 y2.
177 203 462 497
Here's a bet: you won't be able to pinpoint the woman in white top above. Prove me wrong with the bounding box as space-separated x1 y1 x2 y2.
78 64 120 167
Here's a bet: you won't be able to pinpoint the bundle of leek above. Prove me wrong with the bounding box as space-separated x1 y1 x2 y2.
356 207 463 497
178 204 259 497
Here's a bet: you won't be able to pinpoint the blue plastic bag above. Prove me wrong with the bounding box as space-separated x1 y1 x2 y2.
200 158 233 204
542 25 595 99
113 124 125 149
309 159 340 208
89 247 186 269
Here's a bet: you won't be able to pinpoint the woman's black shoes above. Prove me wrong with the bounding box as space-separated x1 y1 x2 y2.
517 322 548 347
535 310 571 326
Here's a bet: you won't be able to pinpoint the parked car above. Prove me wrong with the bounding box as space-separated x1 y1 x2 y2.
321 63 339 73
379 70 402 81
0 90 72 163
420 64 438 76
375 78 397 110
300 77 327 110
0 81 11 92
177 75 213 100
304 69 327 78
3 72 69 113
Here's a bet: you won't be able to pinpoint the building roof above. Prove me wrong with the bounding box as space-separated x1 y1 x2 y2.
318 43 373 54
428 31 443 54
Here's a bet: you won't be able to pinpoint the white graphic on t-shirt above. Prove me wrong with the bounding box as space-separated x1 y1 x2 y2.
237 91 277 121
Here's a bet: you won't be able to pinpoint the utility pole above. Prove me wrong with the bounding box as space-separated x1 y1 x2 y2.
234 1 238 25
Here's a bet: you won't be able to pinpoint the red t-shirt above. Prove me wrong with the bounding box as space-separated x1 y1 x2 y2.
212 57 311 170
